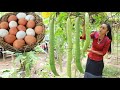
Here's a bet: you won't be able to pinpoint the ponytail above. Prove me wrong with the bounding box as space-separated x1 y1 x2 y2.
104 23 112 53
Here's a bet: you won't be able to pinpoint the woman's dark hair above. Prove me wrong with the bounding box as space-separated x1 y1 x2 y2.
104 23 112 53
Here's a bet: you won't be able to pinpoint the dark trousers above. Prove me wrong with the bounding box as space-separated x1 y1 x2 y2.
84 57 104 78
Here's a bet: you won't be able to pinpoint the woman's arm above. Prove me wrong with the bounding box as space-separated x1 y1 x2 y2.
80 19 96 40
87 49 103 55
87 40 111 56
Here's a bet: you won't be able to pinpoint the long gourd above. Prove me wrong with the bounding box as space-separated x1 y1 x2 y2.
49 18 59 76
67 17 72 78
75 17 84 73
82 12 91 55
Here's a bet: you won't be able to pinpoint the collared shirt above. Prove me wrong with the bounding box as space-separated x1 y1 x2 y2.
80 31 111 61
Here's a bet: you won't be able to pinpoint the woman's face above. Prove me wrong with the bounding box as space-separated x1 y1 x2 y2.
99 24 108 35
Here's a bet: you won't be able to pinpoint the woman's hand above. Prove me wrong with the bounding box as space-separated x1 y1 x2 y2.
87 49 93 52
87 49 103 56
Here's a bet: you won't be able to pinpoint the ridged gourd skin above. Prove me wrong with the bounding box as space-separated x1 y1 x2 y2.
75 17 84 73
49 18 59 76
66 17 72 78
82 12 91 55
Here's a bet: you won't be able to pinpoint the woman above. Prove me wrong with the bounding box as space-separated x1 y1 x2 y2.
80 23 112 78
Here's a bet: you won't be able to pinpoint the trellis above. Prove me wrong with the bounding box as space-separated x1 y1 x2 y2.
108 13 120 64
91 12 120 64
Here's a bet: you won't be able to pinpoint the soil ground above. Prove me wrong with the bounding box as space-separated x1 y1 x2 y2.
0 51 120 78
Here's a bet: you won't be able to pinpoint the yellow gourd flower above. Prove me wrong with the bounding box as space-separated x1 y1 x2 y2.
41 12 51 18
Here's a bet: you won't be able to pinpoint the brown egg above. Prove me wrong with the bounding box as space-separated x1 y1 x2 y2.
35 26 44 34
4 34 16 44
26 20 35 28
8 15 17 22
0 22 9 29
17 25 26 31
18 18 27 26
9 27 18 35
25 35 36 45
13 39 25 49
